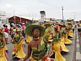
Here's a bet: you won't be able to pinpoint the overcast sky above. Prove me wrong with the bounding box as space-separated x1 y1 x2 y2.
0 0 81 20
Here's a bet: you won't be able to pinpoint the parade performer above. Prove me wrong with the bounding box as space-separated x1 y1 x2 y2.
0 29 8 61
59 24 72 45
24 24 52 61
63 28 72 45
52 33 66 61
12 29 26 60
44 23 54 43
43 24 54 58
54 24 69 52
66 23 74 38
68 29 74 38
60 25 69 52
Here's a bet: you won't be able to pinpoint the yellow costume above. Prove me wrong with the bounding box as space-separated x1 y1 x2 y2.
12 40 26 59
52 42 66 61
68 30 74 37
64 34 72 44
60 38 69 52
26 35 32 43
0 47 7 61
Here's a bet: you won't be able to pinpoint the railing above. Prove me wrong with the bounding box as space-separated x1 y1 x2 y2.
72 27 76 61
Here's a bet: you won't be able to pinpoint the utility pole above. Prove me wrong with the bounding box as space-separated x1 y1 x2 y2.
62 6 64 20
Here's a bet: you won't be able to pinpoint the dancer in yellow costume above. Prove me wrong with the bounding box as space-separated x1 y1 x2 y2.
24 24 52 61
61 26 72 45
63 28 72 45
68 30 74 38
66 23 74 38
0 29 8 61
52 33 66 61
60 25 69 52
64 34 72 45
54 24 69 53
12 30 26 60
44 23 54 43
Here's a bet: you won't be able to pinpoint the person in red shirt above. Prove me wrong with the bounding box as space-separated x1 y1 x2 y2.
3 25 9 44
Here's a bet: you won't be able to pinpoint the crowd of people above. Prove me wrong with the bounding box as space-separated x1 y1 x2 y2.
0 21 74 61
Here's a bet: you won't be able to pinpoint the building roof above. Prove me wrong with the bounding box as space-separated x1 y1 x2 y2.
8 16 32 23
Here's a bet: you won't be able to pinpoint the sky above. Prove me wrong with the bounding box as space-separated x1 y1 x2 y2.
0 0 81 20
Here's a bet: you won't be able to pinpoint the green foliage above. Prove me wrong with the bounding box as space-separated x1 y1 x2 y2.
25 25 45 37
12 34 21 44
0 33 4 37
53 34 60 43
0 42 5 48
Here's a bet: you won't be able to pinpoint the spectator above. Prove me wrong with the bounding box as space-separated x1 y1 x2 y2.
3 25 9 44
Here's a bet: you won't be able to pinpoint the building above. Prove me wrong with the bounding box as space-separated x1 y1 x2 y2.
9 16 32 24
